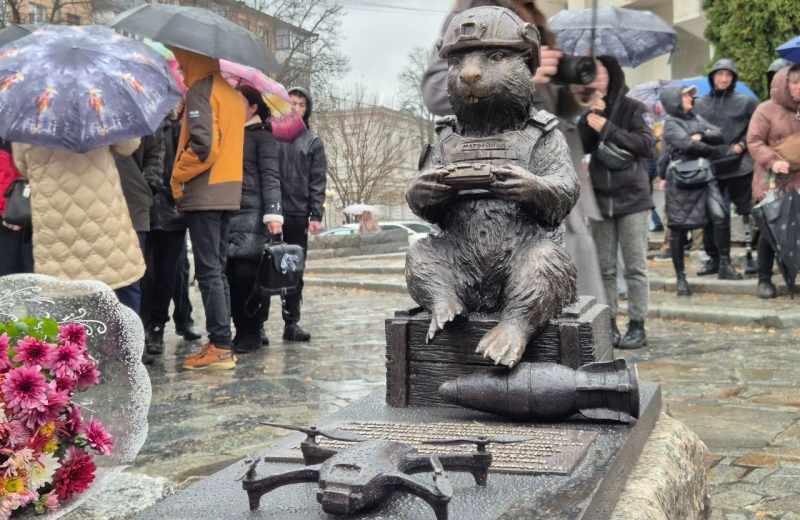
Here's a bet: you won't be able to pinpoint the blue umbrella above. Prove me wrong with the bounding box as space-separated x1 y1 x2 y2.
671 76 758 100
777 35 800 64
548 7 677 68
0 25 181 153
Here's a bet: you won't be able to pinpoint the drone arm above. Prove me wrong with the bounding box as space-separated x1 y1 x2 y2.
242 465 321 511
300 441 338 465
406 453 491 487
377 472 450 520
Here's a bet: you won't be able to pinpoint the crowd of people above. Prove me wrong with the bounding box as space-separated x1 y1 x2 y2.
0 47 328 371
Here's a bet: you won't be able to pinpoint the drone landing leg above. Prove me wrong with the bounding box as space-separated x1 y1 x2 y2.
243 466 321 511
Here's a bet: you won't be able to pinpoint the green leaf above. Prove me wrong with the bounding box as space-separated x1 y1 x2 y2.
13 321 30 334
40 318 60 340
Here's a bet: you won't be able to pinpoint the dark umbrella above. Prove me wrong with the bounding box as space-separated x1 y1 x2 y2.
0 23 48 49
110 4 280 74
752 178 800 297
548 7 677 68
0 25 182 153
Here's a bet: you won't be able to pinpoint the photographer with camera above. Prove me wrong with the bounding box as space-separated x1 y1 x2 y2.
422 0 608 304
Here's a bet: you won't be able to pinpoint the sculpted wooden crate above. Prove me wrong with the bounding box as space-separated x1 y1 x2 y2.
385 296 612 407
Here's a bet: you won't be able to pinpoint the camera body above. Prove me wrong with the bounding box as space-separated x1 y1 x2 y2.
553 55 597 86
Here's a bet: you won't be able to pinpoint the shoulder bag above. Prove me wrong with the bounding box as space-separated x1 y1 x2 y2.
2 179 31 228
669 158 715 189
596 140 635 170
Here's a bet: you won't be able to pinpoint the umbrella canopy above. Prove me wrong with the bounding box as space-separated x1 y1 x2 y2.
344 204 380 215
220 61 306 143
146 40 186 93
111 4 280 74
777 35 800 64
0 23 48 49
0 25 181 153
548 7 677 68
671 76 758 100
627 79 670 118
752 184 800 297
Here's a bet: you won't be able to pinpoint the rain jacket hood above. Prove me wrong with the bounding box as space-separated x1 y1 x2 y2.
168 47 220 88
767 59 792 90
771 64 800 113
660 85 691 119
707 59 738 94
598 55 629 107
288 86 313 128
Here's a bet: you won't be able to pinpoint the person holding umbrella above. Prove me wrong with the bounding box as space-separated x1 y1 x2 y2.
748 64 800 298
227 85 281 353
359 210 382 234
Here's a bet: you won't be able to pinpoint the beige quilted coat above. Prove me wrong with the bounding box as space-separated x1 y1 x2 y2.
12 140 145 290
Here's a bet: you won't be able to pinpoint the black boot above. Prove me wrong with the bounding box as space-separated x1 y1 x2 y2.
176 321 202 341
713 227 743 280
146 325 165 355
260 326 270 346
232 333 261 354
283 323 311 342
696 257 719 276
142 352 156 365
619 320 647 349
671 232 692 297
758 281 778 299
610 317 620 348
744 251 758 275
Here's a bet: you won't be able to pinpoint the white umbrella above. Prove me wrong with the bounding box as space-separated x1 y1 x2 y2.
344 204 380 215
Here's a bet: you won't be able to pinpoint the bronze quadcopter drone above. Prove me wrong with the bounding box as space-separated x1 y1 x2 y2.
237 422 533 520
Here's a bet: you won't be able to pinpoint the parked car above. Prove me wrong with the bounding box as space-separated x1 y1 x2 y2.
343 220 438 244
317 227 357 237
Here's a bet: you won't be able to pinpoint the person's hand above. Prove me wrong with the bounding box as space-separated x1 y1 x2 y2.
691 134 703 141
733 144 744 154
591 97 606 112
1 221 21 231
268 222 283 235
773 160 791 174
489 165 538 202
308 220 322 236
408 169 453 207
659 179 667 191
587 113 607 133
532 46 562 85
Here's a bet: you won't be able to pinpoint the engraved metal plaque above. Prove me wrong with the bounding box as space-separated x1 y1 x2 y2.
263 421 597 476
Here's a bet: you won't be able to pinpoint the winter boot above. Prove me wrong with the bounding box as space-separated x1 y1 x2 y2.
744 251 758 275
671 233 692 297
714 225 743 280
142 352 156 365
696 257 719 276
232 333 261 354
176 321 202 341
146 325 165 355
283 323 311 342
619 320 647 349
610 317 621 348
758 281 778 299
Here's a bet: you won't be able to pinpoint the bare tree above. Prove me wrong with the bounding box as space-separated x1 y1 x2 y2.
1 0 94 27
316 86 419 218
398 45 436 147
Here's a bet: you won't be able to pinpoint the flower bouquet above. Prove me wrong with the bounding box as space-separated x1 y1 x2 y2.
0 317 112 517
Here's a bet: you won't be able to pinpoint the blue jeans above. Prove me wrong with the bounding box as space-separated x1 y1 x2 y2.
115 232 146 314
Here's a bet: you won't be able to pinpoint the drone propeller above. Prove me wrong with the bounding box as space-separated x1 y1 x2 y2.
423 435 534 452
260 422 368 443
429 456 453 499
234 455 259 483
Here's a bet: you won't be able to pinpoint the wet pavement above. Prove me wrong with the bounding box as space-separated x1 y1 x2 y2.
132 273 800 518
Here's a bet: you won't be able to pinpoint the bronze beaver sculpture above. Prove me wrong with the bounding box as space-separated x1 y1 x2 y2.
405 6 579 368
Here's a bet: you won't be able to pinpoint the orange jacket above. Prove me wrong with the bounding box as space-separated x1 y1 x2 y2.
169 47 245 211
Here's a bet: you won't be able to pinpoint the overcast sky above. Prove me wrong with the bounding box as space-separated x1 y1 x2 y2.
333 0 453 103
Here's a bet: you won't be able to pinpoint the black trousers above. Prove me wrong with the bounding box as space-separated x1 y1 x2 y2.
172 237 194 329
0 224 33 276
702 174 752 259
141 229 187 329
265 215 308 324
757 233 776 284
227 256 268 337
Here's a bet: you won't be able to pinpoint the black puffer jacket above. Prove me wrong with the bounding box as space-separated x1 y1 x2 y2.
116 128 164 232
279 87 327 222
150 116 187 232
693 59 756 180
578 56 654 218
229 120 281 259
661 85 727 229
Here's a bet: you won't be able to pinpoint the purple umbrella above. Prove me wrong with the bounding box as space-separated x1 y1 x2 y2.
0 25 181 153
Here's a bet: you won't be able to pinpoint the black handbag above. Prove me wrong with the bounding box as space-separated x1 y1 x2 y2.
245 237 305 316
669 158 715 189
712 151 744 176
596 140 635 170
3 179 31 227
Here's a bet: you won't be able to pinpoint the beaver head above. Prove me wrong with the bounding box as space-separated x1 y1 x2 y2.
447 48 535 137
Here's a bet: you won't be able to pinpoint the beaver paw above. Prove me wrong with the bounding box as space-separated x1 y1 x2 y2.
475 320 530 368
427 300 466 342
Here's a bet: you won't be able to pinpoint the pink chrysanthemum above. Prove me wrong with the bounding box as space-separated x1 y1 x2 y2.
64 404 83 436
1 365 48 412
6 420 31 448
0 333 13 373
1 447 34 477
19 387 67 430
43 492 58 513
74 361 100 391
57 324 86 351
54 448 95 501
13 338 54 368
54 377 75 394
50 343 82 381
83 418 113 455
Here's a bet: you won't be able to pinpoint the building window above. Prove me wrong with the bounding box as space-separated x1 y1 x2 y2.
65 14 81 25
260 27 269 42
275 28 290 50
29 3 48 23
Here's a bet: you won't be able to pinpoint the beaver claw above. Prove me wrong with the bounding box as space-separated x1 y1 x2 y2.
427 301 466 342
475 320 530 368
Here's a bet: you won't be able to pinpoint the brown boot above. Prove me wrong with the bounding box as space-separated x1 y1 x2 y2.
183 343 236 370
